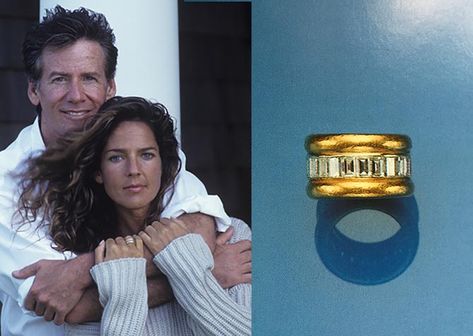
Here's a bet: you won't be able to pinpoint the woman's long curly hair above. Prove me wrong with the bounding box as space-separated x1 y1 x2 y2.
16 96 181 253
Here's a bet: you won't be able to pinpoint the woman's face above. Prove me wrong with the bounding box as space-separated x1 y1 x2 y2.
95 121 162 217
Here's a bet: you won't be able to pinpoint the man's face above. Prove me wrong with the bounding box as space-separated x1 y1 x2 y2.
28 39 116 146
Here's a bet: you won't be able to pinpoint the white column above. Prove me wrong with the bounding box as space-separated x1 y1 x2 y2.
39 0 182 139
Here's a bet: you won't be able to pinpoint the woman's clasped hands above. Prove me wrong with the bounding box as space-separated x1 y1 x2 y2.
95 235 144 263
95 218 191 263
139 218 191 255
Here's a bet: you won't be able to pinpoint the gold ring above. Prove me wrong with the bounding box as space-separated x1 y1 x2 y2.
305 134 413 198
125 236 135 245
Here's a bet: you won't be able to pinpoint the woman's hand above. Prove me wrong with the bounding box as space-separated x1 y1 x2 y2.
139 218 190 255
95 235 144 264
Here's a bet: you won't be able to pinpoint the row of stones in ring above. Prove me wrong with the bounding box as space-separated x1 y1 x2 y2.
307 154 411 179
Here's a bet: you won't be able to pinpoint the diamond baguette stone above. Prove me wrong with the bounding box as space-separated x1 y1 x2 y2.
307 154 411 179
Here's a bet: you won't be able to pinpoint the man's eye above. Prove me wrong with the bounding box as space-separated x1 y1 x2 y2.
52 77 66 83
84 75 98 82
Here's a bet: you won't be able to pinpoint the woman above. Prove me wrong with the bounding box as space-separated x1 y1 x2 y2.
17 97 251 335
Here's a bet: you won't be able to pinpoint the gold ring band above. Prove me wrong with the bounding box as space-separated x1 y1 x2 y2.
306 134 411 155
305 134 413 198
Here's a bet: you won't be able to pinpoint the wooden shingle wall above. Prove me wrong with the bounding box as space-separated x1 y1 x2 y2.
0 1 39 150
179 2 251 223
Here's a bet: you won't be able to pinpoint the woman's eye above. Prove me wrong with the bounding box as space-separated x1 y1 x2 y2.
108 155 123 163
142 152 155 160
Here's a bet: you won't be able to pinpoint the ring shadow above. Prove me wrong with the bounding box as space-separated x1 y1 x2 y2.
315 196 419 285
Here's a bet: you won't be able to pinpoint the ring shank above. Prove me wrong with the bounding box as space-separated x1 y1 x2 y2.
306 134 411 156
307 176 414 198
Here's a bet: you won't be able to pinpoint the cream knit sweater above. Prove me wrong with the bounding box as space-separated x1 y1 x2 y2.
66 218 251 336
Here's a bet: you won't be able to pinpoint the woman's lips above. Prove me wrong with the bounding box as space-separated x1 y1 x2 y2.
124 184 145 192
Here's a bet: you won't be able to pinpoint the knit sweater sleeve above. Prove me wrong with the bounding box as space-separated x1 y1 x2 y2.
66 258 148 336
153 218 252 336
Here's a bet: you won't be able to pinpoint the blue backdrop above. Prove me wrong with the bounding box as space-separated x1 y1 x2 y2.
253 0 473 335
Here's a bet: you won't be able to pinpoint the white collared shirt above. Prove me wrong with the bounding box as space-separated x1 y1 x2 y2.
0 118 230 335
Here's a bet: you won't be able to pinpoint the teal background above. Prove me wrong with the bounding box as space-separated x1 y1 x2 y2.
253 0 473 335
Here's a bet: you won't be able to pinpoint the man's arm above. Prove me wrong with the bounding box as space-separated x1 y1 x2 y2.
159 149 253 286
177 213 252 288
213 226 252 288
177 212 216 252
161 149 232 232
12 252 94 325
11 217 201 325
141 218 252 336
66 214 246 323
65 246 175 324
14 214 250 325
13 243 175 325
65 273 174 323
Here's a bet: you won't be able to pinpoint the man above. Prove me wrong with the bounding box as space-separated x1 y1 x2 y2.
0 6 251 335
